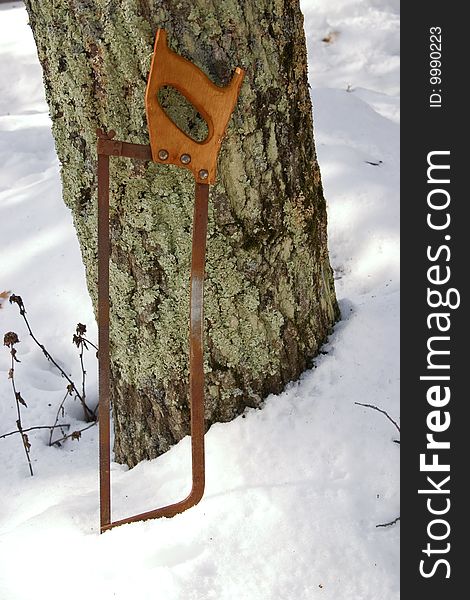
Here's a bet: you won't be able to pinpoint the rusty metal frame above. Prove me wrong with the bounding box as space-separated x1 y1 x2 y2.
96 28 243 533
97 130 208 533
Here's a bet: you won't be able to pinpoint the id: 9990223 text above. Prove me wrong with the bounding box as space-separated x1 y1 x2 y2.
429 27 442 108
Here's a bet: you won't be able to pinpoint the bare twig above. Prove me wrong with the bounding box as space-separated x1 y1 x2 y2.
4 332 33 476
49 387 72 446
73 323 99 417
73 324 88 412
82 337 98 352
1 424 71 440
355 402 400 529
377 516 400 528
49 323 99 445
9 295 95 422
80 345 86 402
355 402 400 434
51 422 96 446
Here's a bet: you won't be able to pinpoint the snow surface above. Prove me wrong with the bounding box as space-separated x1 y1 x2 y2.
0 1 399 598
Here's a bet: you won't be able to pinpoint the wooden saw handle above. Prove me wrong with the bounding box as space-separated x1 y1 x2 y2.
145 29 244 184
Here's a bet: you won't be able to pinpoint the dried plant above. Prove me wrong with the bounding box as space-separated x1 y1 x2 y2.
2 294 98 473
9 294 95 422
72 323 99 418
3 331 34 476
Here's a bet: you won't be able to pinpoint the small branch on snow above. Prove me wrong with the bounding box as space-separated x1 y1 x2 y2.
1 424 71 440
376 516 400 528
355 402 400 434
355 402 400 528
51 422 97 447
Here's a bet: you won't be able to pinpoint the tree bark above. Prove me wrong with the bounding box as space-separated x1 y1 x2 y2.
24 0 339 467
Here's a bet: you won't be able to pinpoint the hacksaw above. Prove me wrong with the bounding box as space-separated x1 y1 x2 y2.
97 29 244 533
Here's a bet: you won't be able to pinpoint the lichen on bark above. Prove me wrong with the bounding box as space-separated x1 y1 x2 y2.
25 0 340 467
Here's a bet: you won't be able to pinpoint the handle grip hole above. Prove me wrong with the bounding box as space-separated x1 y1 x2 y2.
157 86 209 143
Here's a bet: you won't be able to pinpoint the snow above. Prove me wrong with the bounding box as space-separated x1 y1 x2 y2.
0 1 399 598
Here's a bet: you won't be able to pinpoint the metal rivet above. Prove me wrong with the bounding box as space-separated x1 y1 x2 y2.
180 153 191 165
199 169 209 180
158 149 169 160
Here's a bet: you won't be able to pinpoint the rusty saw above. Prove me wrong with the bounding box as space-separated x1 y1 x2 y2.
97 29 244 533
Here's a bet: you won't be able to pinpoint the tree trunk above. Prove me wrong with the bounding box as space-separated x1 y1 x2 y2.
24 0 339 467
